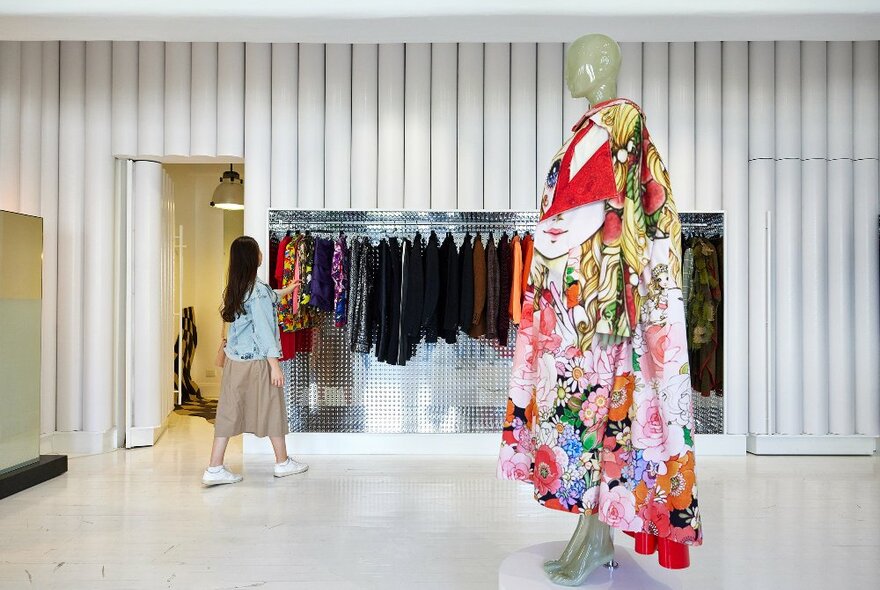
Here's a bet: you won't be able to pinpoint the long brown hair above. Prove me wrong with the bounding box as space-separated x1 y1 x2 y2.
221 236 261 322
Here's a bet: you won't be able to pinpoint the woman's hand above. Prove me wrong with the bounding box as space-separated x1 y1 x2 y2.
275 282 298 298
270 366 284 388
268 357 284 388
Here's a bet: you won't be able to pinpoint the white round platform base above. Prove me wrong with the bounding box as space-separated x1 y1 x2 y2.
498 541 685 589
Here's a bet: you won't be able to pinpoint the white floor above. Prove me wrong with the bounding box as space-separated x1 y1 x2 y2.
1 414 878 590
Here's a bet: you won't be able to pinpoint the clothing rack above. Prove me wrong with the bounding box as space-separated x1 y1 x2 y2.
268 208 725 436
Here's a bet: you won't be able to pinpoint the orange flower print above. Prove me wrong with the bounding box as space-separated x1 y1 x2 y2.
608 373 634 422
656 452 696 511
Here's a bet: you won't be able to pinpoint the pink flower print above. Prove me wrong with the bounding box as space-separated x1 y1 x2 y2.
598 483 644 532
641 323 686 381
514 424 536 455
582 347 615 389
498 445 532 481
535 353 560 409
579 387 611 432
508 370 536 410
632 397 686 463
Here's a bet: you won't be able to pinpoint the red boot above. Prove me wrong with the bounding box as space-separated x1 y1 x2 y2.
657 537 690 569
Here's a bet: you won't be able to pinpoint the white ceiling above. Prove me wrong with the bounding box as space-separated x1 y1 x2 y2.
1 0 878 42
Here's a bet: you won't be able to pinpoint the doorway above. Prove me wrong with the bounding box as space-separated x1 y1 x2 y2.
165 163 244 432
113 160 244 449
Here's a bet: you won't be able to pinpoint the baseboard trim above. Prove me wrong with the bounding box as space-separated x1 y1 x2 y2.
244 433 747 456
41 428 117 455
747 434 877 455
128 414 171 448
694 434 747 456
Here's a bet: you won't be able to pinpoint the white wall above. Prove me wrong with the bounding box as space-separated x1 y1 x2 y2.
0 40 877 452
165 163 244 399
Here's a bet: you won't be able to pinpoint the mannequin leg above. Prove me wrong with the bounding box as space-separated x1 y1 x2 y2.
547 513 614 586
543 513 590 574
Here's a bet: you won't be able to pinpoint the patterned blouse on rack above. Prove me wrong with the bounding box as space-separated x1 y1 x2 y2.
278 235 319 332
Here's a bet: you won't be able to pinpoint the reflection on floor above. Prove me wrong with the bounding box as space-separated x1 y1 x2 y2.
0 413 878 589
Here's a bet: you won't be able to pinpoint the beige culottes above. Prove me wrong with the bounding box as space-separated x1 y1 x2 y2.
214 358 288 438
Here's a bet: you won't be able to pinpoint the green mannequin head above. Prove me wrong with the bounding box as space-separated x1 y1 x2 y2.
565 34 621 104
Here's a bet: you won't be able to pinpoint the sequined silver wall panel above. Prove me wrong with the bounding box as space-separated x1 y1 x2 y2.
271 209 725 435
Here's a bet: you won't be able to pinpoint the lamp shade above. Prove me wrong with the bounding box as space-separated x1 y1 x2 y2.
210 166 244 210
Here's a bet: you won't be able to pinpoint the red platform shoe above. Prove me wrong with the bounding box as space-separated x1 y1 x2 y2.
628 532 690 569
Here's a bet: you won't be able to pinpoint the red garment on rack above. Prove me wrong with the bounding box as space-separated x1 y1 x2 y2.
280 329 314 360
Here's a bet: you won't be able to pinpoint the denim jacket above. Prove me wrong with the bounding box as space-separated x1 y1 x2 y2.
224 279 282 361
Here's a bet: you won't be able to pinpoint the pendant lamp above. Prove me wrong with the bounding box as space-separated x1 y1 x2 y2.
210 164 244 210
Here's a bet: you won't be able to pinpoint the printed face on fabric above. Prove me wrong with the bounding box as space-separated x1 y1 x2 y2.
536 204 605 261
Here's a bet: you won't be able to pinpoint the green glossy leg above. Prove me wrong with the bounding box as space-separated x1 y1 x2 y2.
546 514 614 587
543 513 590 574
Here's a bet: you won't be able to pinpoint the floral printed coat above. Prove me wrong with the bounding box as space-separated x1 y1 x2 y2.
498 98 702 547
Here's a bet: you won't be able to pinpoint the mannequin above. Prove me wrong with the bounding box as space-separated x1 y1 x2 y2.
498 31 701 587
542 35 621 586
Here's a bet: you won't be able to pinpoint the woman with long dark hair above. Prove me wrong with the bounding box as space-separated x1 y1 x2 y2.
202 236 308 485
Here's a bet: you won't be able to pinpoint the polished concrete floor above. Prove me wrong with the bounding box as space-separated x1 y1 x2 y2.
1 414 878 590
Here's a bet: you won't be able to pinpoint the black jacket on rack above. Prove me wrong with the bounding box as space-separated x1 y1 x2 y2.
458 233 474 335
376 239 392 362
384 237 403 365
438 232 460 344
497 233 512 346
400 232 425 364
422 231 440 343
397 238 412 365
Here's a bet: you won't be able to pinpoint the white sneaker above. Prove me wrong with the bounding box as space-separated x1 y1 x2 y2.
201 465 243 486
274 457 309 478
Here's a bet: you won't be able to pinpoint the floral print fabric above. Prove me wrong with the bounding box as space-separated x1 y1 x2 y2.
498 98 702 547
333 235 350 328
278 235 319 332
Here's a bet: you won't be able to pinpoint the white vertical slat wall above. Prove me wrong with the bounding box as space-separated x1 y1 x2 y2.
0 41 878 452
82 41 114 434
55 41 86 433
244 42 272 279
773 41 803 435
352 44 379 209
801 41 830 436
536 43 563 199
747 41 775 436
324 44 352 210
483 43 511 210
39 41 59 435
297 44 324 209
510 43 537 210
164 42 190 158
270 43 298 209
457 43 483 209
852 41 880 437
827 42 856 436
216 42 244 159
190 42 217 158
668 42 696 211
378 43 404 208
404 43 431 210
721 41 749 435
